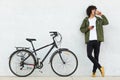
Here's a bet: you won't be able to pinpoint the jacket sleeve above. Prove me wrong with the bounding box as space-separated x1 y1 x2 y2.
101 15 109 25
80 18 89 33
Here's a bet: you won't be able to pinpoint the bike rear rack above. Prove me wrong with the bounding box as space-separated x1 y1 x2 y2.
15 47 30 50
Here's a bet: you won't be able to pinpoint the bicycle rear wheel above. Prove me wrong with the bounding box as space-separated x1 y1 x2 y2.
9 50 36 77
51 48 78 77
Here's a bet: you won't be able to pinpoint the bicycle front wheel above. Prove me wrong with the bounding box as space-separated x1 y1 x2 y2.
51 48 78 77
9 50 36 77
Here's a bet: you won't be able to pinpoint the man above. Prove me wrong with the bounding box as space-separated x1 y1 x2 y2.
80 5 109 77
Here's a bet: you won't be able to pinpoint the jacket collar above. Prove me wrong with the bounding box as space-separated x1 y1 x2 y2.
85 16 101 21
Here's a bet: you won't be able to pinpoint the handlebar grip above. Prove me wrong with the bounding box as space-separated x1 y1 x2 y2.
49 31 57 34
49 31 58 36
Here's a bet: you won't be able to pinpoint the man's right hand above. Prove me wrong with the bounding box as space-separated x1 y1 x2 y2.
88 26 94 30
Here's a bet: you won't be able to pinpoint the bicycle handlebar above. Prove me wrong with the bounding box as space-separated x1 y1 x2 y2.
49 31 62 44
49 31 58 37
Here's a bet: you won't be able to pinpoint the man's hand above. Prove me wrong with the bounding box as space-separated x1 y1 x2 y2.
96 10 103 16
88 26 94 30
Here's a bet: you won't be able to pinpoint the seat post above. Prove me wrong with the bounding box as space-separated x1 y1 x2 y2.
30 41 37 55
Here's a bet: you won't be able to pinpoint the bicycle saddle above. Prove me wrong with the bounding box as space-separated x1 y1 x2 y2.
26 38 36 42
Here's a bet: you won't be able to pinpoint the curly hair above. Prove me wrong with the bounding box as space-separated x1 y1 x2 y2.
86 5 97 17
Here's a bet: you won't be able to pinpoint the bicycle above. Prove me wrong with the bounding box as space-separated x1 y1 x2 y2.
9 31 78 77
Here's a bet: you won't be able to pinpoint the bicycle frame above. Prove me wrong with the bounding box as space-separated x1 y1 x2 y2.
30 40 57 64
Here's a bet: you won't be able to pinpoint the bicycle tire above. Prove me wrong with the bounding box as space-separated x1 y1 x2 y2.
9 50 36 77
51 48 78 77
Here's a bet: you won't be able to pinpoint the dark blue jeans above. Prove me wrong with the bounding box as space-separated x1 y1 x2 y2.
87 40 101 73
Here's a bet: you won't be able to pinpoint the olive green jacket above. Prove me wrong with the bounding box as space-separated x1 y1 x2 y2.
80 15 109 43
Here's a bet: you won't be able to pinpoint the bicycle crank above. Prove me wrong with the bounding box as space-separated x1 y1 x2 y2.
36 62 43 69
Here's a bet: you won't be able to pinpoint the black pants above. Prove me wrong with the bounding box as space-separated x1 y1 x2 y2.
87 40 101 73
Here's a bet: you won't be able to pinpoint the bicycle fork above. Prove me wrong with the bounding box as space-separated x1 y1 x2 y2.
58 50 66 64
49 49 65 64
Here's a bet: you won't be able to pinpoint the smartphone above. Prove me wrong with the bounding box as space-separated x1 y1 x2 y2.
92 26 94 28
